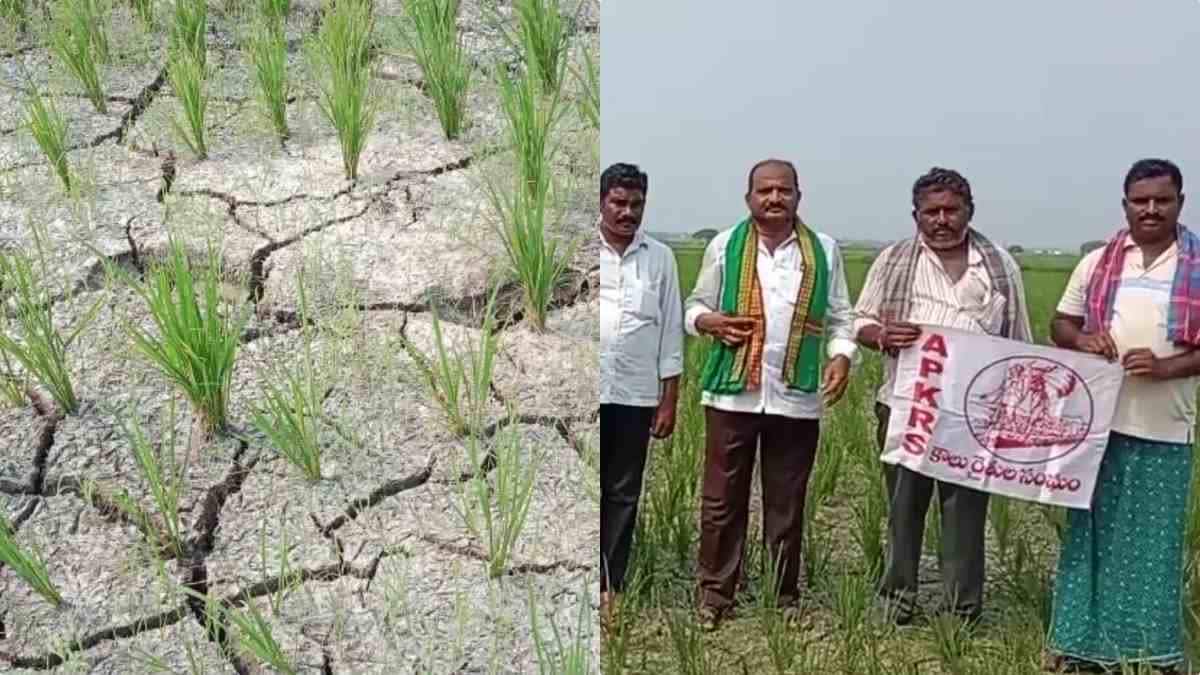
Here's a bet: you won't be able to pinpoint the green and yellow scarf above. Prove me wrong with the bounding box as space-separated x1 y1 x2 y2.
700 218 829 394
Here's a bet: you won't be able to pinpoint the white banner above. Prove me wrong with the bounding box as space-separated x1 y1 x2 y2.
880 326 1124 509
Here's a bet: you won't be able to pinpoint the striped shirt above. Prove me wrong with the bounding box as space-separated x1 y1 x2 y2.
599 228 685 407
854 239 1032 404
684 226 858 420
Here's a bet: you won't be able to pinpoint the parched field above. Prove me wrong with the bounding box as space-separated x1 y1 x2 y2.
602 241 1200 673
0 1 600 673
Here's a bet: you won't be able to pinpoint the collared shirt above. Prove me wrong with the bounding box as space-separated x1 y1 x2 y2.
599 228 685 407
1058 240 1197 444
684 226 858 419
853 239 1032 404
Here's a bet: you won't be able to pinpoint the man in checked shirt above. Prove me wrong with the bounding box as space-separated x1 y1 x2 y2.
598 163 684 631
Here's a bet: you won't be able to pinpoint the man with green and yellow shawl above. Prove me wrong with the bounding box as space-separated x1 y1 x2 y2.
685 159 857 630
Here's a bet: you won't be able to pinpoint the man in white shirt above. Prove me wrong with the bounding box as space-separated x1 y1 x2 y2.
598 163 684 629
1044 158 1199 672
686 159 856 630
853 167 1031 625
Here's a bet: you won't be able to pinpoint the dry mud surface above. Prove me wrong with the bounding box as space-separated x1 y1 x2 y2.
0 1 600 672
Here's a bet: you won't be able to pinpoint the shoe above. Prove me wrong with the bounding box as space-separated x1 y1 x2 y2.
697 605 722 632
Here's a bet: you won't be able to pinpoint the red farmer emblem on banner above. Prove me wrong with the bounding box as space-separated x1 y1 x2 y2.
881 326 1123 510
966 357 1095 463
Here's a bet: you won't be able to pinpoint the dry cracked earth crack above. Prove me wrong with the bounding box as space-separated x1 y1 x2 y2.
0 0 599 669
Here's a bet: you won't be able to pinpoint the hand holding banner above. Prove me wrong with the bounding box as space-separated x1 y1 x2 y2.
880 326 1124 509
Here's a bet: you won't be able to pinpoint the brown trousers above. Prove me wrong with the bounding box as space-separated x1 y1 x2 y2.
698 407 819 612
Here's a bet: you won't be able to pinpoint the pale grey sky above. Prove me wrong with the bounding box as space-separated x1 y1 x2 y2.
600 1 1200 249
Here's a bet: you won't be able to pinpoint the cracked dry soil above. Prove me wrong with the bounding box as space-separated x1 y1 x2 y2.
0 0 601 672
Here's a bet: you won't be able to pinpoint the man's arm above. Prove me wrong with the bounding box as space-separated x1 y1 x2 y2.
651 248 684 439
823 239 857 362
651 376 680 439
683 233 757 344
1125 348 1200 380
658 249 685 381
684 236 722 337
851 249 888 351
1050 253 1117 359
852 248 919 354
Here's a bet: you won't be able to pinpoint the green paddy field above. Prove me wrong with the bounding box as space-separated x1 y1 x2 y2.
603 241 1200 674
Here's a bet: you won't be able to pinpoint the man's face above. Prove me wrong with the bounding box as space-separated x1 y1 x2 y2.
745 163 799 225
913 189 971 250
1123 175 1184 244
600 186 646 241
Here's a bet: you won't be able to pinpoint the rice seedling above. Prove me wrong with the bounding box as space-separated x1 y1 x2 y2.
571 43 598 129
529 579 593 675
755 546 805 674
459 424 540 578
0 513 63 607
393 0 472 140
250 366 324 481
167 48 209 159
258 0 288 24
852 473 887 582
25 84 71 192
402 287 499 437
121 405 189 557
170 0 206 68
484 172 573 332
125 240 247 435
307 0 374 180
929 609 974 672
1 0 27 31
247 14 290 142
493 0 573 92
495 61 564 199
225 600 296 674
407 308 468 436
48 0 108 113
663 606 715 675
0 355 28 408
130 0 153 27
0 247 101 415
989 495 1015 562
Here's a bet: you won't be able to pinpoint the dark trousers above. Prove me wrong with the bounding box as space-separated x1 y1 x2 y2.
698 407 819 612
600 403 656 593
875 403 988 619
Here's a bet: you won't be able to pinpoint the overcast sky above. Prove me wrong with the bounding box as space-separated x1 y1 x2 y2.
600 1 1200 249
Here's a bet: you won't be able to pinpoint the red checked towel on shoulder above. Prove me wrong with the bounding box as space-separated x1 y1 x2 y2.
1083 224 1200 347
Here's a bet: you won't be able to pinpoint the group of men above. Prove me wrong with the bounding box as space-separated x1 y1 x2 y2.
598 157 1197 672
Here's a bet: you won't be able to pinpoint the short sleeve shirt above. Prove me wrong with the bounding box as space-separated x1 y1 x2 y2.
1058 242 1198 443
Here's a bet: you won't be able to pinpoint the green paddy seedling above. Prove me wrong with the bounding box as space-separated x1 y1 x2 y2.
394 0 472 140
167 48 209 159
308 0 375 180
48 0 110 113
25 85 71 192
0 247 101 415
126 241 246 435
248 17 290 142
0 513 63 607
225 600 296 675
